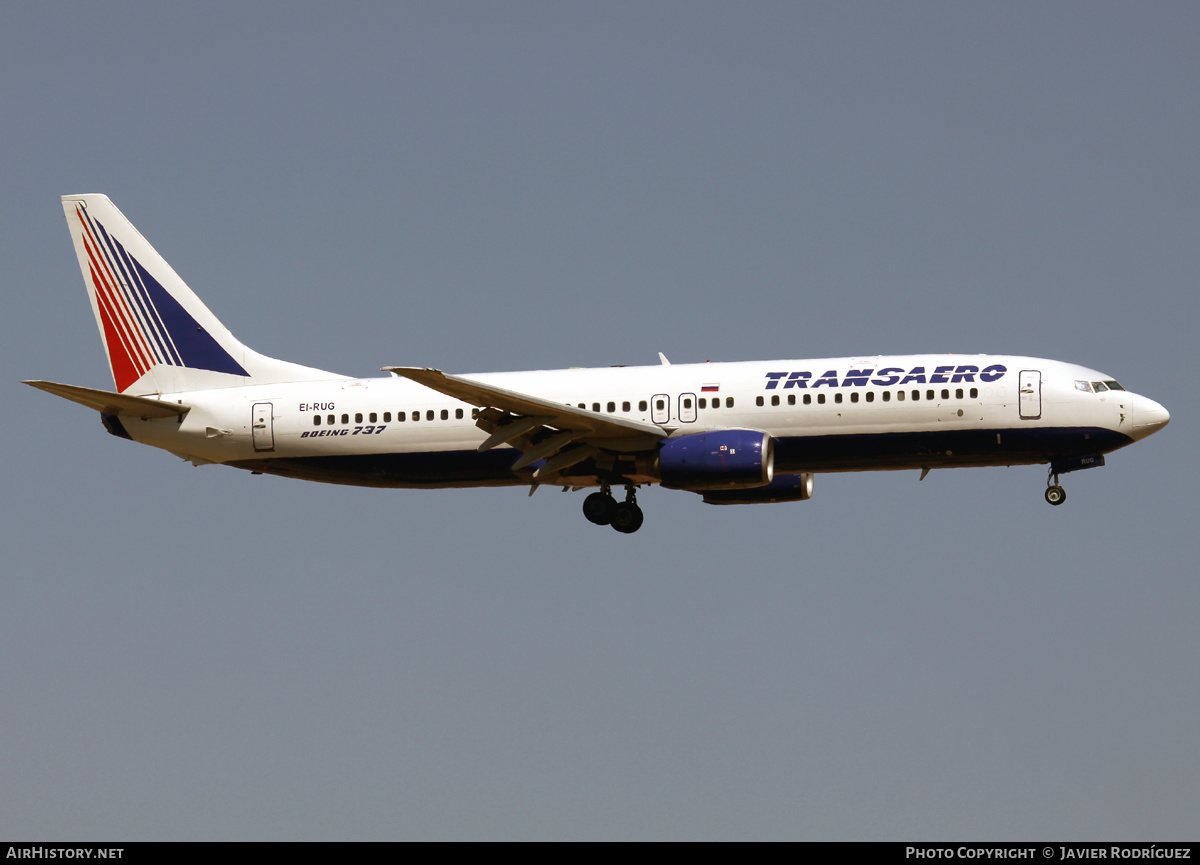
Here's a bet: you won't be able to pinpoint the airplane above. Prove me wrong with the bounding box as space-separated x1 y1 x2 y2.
25 194 1170 534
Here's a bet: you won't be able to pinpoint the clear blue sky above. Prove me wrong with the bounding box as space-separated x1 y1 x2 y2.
3 2 1196 840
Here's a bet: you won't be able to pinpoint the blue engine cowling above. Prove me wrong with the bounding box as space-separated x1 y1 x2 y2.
658 430 774 490
701 473 814 505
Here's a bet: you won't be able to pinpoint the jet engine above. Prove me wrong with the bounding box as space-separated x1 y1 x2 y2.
658 430 773 490
700 473 814 505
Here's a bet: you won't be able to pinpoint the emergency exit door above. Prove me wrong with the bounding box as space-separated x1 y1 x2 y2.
651 394 670 424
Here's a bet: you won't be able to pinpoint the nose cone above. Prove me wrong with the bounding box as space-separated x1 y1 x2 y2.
1131 394 1170 439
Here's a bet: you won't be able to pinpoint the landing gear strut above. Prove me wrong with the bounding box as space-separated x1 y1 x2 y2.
582 482 644 533
1045 470 1066 506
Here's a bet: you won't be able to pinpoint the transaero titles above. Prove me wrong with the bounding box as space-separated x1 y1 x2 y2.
765 364 1007 390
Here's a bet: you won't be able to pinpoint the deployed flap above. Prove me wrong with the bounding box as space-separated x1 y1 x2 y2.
23 380 189 418
383 367 667 441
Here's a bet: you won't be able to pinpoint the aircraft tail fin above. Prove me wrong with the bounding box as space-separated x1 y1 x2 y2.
61 194 341 394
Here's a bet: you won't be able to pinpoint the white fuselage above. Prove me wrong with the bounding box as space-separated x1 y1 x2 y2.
113 354 1168 489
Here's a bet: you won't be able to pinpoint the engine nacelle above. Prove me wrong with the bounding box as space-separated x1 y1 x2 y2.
658 429 774 491
701 473 814 505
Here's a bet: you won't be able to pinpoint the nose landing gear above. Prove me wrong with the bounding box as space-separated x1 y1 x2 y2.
582 483 644 532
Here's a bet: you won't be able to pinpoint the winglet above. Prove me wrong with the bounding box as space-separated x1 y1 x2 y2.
658 352 671 366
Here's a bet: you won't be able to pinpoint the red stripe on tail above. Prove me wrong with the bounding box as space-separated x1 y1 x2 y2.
91 265 143 392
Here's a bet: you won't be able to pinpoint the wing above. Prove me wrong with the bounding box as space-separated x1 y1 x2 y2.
382 366 666 481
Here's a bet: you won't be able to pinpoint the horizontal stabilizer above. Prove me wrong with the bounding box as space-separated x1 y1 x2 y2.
23 380 190 418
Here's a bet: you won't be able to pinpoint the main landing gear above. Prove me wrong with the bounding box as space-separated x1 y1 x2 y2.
1044 469 1067 506
582 483 644 533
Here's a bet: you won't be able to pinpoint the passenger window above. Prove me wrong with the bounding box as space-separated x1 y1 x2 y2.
940 389 949 400
639 400 648 412
426 410 435 421
926 390 934 401
866 392 874 403
788 394 795 406
711 399 719 410
850 392 859 403
383 412 391 422
804 394 811 405
682 398 692 410
412 411 420 421
699 398 707 409
969 388 978 399
369 412 377 423
622 401 631 412
578 403 586 409
655 399 664 411
817 394 826 405
341 414 349 425
725 398 734 408
912 391 919 401
835 393 843 404
313 415 321 426
440 409 449 420
327 414 335 425
897 391 904 401
607 401 616 413
756 396 764 407
355 412 363 423
397 412 405 422
771 395 780 406
882 391 890 402
593 403 601 413
456 408 464 419
955 389 963 400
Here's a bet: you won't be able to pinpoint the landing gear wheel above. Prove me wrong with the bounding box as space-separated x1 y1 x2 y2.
610 501 644 534
1045 485 1066 506
583 492 617 525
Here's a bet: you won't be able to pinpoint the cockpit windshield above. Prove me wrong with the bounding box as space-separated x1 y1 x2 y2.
1092 381 1109 392
1104 380 1124 391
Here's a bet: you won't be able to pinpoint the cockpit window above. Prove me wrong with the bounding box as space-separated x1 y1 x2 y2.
1074 380 1092 392
1091 381 1109 392
1104 380 1125 391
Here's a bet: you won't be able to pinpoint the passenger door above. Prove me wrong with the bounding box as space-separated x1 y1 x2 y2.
252 402 275 451
1019 370 1041 420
